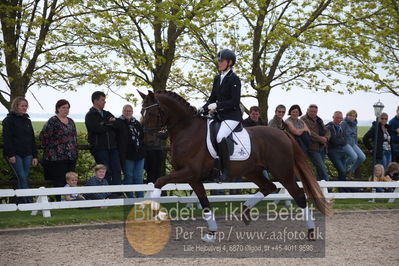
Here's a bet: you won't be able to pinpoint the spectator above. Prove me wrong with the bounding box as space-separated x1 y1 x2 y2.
386 162 399 181
234 105 268 195
326 111 348 190
242 106 267 127
84 164 111 200
2 97 38 203
268 104 287 130
40 99 78 200
117 104 146 198
363 112 393 170
61 171 85 201
85 91 122 185
144 132 165 184
341 110 366 179
285 104 311 153
389 106 399 162
370 164 392 192
301 104 331 181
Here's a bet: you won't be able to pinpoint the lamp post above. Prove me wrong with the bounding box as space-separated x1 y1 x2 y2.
372 100 384 174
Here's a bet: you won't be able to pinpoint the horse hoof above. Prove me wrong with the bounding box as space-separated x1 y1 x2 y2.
201 232 216 243
154 211 168 222
241 207 252 226
308 228 315 241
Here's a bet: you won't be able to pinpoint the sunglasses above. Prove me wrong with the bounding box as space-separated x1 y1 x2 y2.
380 117 388 120
277 110 286 114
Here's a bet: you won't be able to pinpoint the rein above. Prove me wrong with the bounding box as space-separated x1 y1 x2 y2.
141 98 198 136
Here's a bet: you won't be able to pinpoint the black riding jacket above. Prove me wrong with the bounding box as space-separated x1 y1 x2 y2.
203 70 242 121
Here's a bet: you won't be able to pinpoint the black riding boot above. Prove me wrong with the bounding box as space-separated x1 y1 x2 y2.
217 138 230 183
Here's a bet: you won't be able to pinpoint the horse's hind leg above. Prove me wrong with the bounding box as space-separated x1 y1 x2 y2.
189 181 218 243
241 170 278 225
279 176 316 240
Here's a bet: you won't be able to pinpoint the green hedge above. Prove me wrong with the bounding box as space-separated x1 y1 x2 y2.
0 135 374 189
0 132 96 188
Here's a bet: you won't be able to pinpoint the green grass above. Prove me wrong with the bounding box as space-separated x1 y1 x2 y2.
31 121 87 133
358 126 369 137
0 206 125 229
0 199 397 229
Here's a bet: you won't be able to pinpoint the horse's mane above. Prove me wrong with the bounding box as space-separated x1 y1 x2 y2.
155 90 197 116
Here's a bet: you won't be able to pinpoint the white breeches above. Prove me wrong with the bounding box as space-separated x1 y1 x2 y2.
217 120 240 143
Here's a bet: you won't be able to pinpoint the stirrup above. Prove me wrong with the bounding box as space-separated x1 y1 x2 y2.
216 172 228 183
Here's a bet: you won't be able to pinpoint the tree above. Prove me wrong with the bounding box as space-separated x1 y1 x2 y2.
68 0 225 99
330 0 399 96
0 0 89 110
180 0 364 120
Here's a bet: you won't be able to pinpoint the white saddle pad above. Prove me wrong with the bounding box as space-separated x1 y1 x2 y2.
206 119 251 161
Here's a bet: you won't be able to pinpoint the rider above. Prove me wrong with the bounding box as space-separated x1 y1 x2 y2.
202 49 242 182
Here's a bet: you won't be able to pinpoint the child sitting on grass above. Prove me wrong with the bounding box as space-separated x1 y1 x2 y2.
386 162 399 181
370 164 392 193
61 171 85 201
84 164 112 200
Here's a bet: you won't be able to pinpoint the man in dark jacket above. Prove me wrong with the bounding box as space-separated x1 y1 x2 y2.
85 91 122 185
301 104 331 181
242 106 267 128
326 111 348 184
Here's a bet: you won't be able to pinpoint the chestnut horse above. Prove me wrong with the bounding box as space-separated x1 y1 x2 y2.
139 90 331 242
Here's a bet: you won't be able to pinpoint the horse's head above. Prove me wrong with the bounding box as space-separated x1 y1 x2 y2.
139 90 168 141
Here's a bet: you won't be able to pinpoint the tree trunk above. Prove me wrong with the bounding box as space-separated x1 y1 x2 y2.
256 88 270 122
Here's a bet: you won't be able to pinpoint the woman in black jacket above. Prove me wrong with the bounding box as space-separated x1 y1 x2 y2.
363 112 393 170
117 104 146 198
2 97 38 203
201 49 242 182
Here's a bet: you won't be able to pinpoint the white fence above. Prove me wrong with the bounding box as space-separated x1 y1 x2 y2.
1 181 398 217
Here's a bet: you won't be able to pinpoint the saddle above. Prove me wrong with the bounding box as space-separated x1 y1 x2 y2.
209 119 243 156
206 118 251 161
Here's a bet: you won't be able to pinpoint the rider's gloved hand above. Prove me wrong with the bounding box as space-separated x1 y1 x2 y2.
208 103 217 114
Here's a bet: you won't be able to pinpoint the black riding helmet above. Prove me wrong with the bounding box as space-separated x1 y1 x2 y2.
217 49 236 67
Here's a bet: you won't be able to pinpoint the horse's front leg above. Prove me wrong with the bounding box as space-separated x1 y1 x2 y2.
189 181 218 243
149 167 191 198
148 167 192 220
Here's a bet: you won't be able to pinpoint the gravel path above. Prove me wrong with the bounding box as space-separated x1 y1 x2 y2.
0 210 398 265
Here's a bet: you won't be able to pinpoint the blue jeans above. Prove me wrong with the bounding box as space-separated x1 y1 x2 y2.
377 150 392 170
328 152 347 181
307 148 329 181
92 149 122 185
123 158 145 198
9 155 33 203
343 144 366 173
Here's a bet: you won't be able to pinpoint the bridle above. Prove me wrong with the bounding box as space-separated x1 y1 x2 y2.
141 100 167 135
141 95 199 137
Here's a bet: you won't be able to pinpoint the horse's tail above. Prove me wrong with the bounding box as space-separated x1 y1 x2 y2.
286 133 333 216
